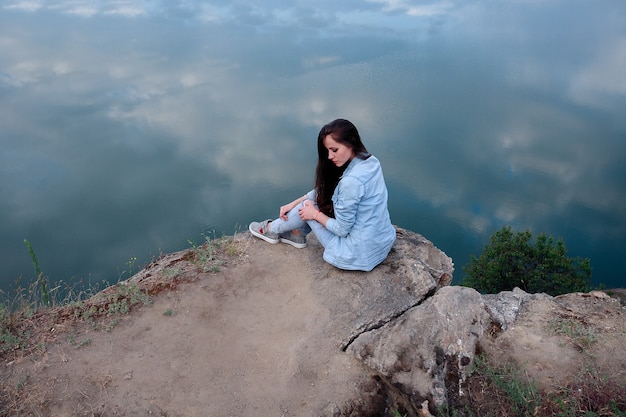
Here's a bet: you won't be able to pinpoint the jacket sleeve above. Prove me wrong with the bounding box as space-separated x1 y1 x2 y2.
325 176 364 237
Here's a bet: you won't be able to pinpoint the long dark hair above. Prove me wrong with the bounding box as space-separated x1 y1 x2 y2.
314 119 370 217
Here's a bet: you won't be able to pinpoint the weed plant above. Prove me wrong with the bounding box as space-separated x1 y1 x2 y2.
2 228 247 357
23 239 50 307
1 229 251 416
188 230 246 273
0 276 151 355
549 315 598 351
464 354 541 417
0 303 21 354
0 278 98 355
66 281 152 331
442 354 626 417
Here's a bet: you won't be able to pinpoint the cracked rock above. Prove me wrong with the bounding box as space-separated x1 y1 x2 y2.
346 286 490 409
306 226 455 350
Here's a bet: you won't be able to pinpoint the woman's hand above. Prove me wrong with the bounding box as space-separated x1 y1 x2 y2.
280 194 309 220
298 200 320 221
279 202 295 220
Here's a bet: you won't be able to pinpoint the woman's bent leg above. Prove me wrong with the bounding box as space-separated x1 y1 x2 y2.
255 199 337 249
307 220 336 248
268 201 308 235
299 199 336 248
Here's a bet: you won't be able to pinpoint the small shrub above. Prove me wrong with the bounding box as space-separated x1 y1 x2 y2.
463 226 591 295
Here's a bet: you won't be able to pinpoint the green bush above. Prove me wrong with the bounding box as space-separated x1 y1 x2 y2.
463 226 591 295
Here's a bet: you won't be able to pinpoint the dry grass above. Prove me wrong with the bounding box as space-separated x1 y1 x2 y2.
455 355 626 417
0 233 251 417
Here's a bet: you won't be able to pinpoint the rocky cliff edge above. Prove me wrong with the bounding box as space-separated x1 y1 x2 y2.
1 227 624 416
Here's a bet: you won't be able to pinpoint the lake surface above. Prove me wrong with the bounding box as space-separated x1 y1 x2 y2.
1 0 625 293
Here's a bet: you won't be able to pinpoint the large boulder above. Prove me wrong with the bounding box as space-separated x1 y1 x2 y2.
306 226 454 350
347 282 625 415
346 286 490 409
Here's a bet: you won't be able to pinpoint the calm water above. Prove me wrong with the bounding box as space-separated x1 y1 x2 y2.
1 0 625 293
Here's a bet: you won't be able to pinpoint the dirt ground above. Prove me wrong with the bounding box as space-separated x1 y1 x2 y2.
471 288 626 416
1 234 625 416
2 234 379 416
481 289 626 390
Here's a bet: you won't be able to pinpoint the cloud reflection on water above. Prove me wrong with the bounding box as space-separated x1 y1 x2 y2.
1 0 625 287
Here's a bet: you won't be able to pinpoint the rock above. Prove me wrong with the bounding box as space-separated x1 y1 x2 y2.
482 287 552 331
4 223 624 417
346 286 490 410
479 288 626 391
419 400 434 417
307 226 455 350
605 288 626 305
345 280 625 414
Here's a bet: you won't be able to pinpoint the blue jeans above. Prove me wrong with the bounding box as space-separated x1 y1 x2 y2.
268 200 335 248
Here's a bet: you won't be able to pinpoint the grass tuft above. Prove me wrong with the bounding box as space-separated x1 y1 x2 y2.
549 314 598 351
187 230 248 273
449 354 626 417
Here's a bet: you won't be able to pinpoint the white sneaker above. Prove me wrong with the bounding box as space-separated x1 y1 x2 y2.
249 219 279 244
279 231 307 249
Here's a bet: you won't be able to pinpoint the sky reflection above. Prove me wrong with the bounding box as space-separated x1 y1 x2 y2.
1 0 625 290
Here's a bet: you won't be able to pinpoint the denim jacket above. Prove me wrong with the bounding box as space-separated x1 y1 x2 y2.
313 155 396 271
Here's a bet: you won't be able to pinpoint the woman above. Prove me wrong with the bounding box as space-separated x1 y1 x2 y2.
249 118 395 271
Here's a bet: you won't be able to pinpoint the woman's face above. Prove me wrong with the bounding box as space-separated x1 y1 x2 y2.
324 135 354 167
